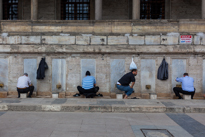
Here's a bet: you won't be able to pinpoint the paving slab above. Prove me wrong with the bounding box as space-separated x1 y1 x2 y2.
1 111 203 137
187 113 205 126
167 113 205 137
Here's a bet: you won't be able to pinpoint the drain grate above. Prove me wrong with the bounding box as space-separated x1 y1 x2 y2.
141 129 174 137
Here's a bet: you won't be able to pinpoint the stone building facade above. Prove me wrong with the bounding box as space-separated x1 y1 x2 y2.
0 0 205 99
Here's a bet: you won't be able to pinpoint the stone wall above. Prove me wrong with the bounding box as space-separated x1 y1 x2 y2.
38 0 56 20
102 0 130 20
21 0 56 20
0 53 204 98
14 0 203 20
171 0 201 19
22 0 31 20
0 20 205 99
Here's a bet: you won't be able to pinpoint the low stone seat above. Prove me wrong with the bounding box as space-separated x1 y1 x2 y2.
116 94 123 99
183 95 191 100
149 93 157 99
52 94 58 98
20 93 27 98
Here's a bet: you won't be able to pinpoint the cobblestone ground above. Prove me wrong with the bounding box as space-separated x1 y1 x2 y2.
0 112 205 137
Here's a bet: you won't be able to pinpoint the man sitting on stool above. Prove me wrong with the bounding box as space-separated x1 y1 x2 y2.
173 73 195 99
17 73 34 98
74 71 99 98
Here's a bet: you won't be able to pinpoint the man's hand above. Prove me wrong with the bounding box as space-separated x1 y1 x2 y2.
130 82 135 89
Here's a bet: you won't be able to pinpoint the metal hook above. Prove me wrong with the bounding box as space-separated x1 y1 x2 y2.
42 54 46 60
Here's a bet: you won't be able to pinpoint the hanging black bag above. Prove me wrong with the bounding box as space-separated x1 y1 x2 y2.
157 58 168 80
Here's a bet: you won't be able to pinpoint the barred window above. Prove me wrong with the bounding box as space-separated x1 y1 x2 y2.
61 0 90 20
3 0 18 20
140 0 165 19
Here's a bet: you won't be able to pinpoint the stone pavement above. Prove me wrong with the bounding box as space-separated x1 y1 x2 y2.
0 98 205 113
0 111 205 137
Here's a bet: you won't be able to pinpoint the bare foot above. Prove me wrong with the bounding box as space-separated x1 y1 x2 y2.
124 95 128 99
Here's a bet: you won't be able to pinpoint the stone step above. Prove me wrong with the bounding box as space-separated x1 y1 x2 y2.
7 95 18 98
193 97 204 100
36 96 52 98
66 95 111 99
0 98 205 113
97 96 111 99
157 97 172 100
66 95 84 98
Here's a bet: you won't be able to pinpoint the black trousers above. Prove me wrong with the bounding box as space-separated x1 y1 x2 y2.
17 86 34 98
77 86 99 95
173 87 195 99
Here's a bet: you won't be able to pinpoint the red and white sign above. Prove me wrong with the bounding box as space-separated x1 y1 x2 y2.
180 35 192 44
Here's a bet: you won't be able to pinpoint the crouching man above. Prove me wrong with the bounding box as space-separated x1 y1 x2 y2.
173 73 195 99
17 73 34 98
117 69 137 99
74 71 99 98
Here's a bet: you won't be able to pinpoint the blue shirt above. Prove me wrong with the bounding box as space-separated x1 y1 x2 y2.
82 76 96 90
176 76 194 92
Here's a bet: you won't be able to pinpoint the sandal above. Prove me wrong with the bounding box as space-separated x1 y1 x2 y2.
97 94 103 97
73 93 80 97
131 97 139 99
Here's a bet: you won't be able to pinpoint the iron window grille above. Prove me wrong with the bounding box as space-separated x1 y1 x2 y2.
3 0 18 20
140 0 165 19
61 0 90 20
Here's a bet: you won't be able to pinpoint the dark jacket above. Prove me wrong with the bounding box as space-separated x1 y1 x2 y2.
157 58 168 80
37 58 48 79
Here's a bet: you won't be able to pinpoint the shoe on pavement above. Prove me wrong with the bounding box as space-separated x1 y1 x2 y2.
73 93 80 97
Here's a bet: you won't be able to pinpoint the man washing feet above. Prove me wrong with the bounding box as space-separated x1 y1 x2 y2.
74 71 99 98
173 73 195 99
17 73 34 98
116 69 137 99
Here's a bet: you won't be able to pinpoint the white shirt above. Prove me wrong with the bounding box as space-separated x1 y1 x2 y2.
17 75 31 88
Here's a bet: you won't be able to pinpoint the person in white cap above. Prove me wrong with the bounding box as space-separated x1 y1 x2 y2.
17 73 34 98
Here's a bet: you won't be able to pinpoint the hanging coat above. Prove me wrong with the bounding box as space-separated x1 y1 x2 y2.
157 58 168 80
37 58 48 79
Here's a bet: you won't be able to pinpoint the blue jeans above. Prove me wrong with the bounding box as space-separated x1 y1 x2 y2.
117 85 133 96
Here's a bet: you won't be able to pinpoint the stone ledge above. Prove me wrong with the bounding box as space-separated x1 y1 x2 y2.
1 45 205 54
0 34 204 46
0 104 204 113
0 99 204 113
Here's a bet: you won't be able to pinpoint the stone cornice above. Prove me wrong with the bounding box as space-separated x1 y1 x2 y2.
1 45 205 54
0 19 205 34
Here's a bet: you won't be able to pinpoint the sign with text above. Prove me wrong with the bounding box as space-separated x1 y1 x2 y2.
180 35 192 44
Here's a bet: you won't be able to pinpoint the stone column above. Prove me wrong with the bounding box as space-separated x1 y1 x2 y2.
31 0 38 20
95 0 102 20
0 0 2 20
132 0 140 20
165 0 170 19
203 0 205 19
